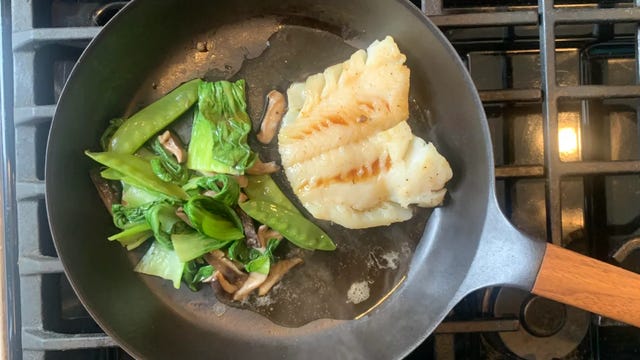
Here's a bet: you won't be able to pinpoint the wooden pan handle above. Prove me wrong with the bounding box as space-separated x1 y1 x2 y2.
532 244 640 327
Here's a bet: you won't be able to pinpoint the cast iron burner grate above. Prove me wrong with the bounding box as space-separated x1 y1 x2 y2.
2 1 640 359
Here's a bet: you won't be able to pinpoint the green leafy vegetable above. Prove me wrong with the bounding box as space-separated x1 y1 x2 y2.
187 80 255 175
182 262 214 291
100 117 124 151
244 238 281 274
107 223 153 250
227 239 250 263
172 231 234 262
239 200 335 251
109 79 202 154
149 138 190 185
245 254 270 274
107 222 151 240
183 196 244 241
112 202 157 229
145 203 182 249
121 183 162 208
86 151 188 200
134 241 184 289
123 232 152 250
183 174 239 207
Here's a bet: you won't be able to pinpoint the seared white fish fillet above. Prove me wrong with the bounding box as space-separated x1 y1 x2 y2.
278 36 453 229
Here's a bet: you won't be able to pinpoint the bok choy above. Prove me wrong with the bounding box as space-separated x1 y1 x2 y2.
187 80 255 175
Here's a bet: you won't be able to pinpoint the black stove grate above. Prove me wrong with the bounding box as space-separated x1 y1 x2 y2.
2 1 640 359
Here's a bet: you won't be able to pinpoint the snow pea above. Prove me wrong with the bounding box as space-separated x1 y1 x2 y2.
245 175 299 214
108 79 202 154
239 200 335 251
85 151 188 200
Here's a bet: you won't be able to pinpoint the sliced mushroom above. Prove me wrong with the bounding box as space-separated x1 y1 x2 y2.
214 271 239 294
246 158 280 175
257 225 283 248
258 258 303 296
238 208 260 248
158 130 187 163
175 207 193 227
205 250 248 288
233 272 268 301
238 192 248 204
234 175 248 188
257 90 286 144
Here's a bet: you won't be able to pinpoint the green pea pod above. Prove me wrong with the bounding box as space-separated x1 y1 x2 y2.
239 200 336 251
86 151 188 200
108 79 202 154
183 196 244 241
245 175 299 214
100 168 123 180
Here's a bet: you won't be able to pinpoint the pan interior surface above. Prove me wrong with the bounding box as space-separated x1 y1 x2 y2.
46 0 493 358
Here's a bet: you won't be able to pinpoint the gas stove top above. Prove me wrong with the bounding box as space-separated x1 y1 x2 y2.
2 1 640 359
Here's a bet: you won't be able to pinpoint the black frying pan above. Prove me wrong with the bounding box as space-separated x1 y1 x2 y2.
45 0 640 359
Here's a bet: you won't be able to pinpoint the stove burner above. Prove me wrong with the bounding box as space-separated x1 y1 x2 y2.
521 295 566 337
482 288 590 360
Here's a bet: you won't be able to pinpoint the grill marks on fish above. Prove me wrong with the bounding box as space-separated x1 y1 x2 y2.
297 155 392 192
289 115 350 140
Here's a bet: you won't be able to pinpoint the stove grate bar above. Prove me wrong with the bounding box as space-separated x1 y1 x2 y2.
18 256 63 275
559 160 640 175
14 106 55 127
539 0 564 245
22 328 115 351
430 6 640 28
431 11 538 27
496 165 545 178
16 181 45 201
556 85 640 99
480 89 542 102
12 28 99 51
554 7 640 24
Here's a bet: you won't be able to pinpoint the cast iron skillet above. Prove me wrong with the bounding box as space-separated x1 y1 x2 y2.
46 0 640 359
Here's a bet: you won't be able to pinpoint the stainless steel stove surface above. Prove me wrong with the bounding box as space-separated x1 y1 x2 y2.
2 1 640 359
